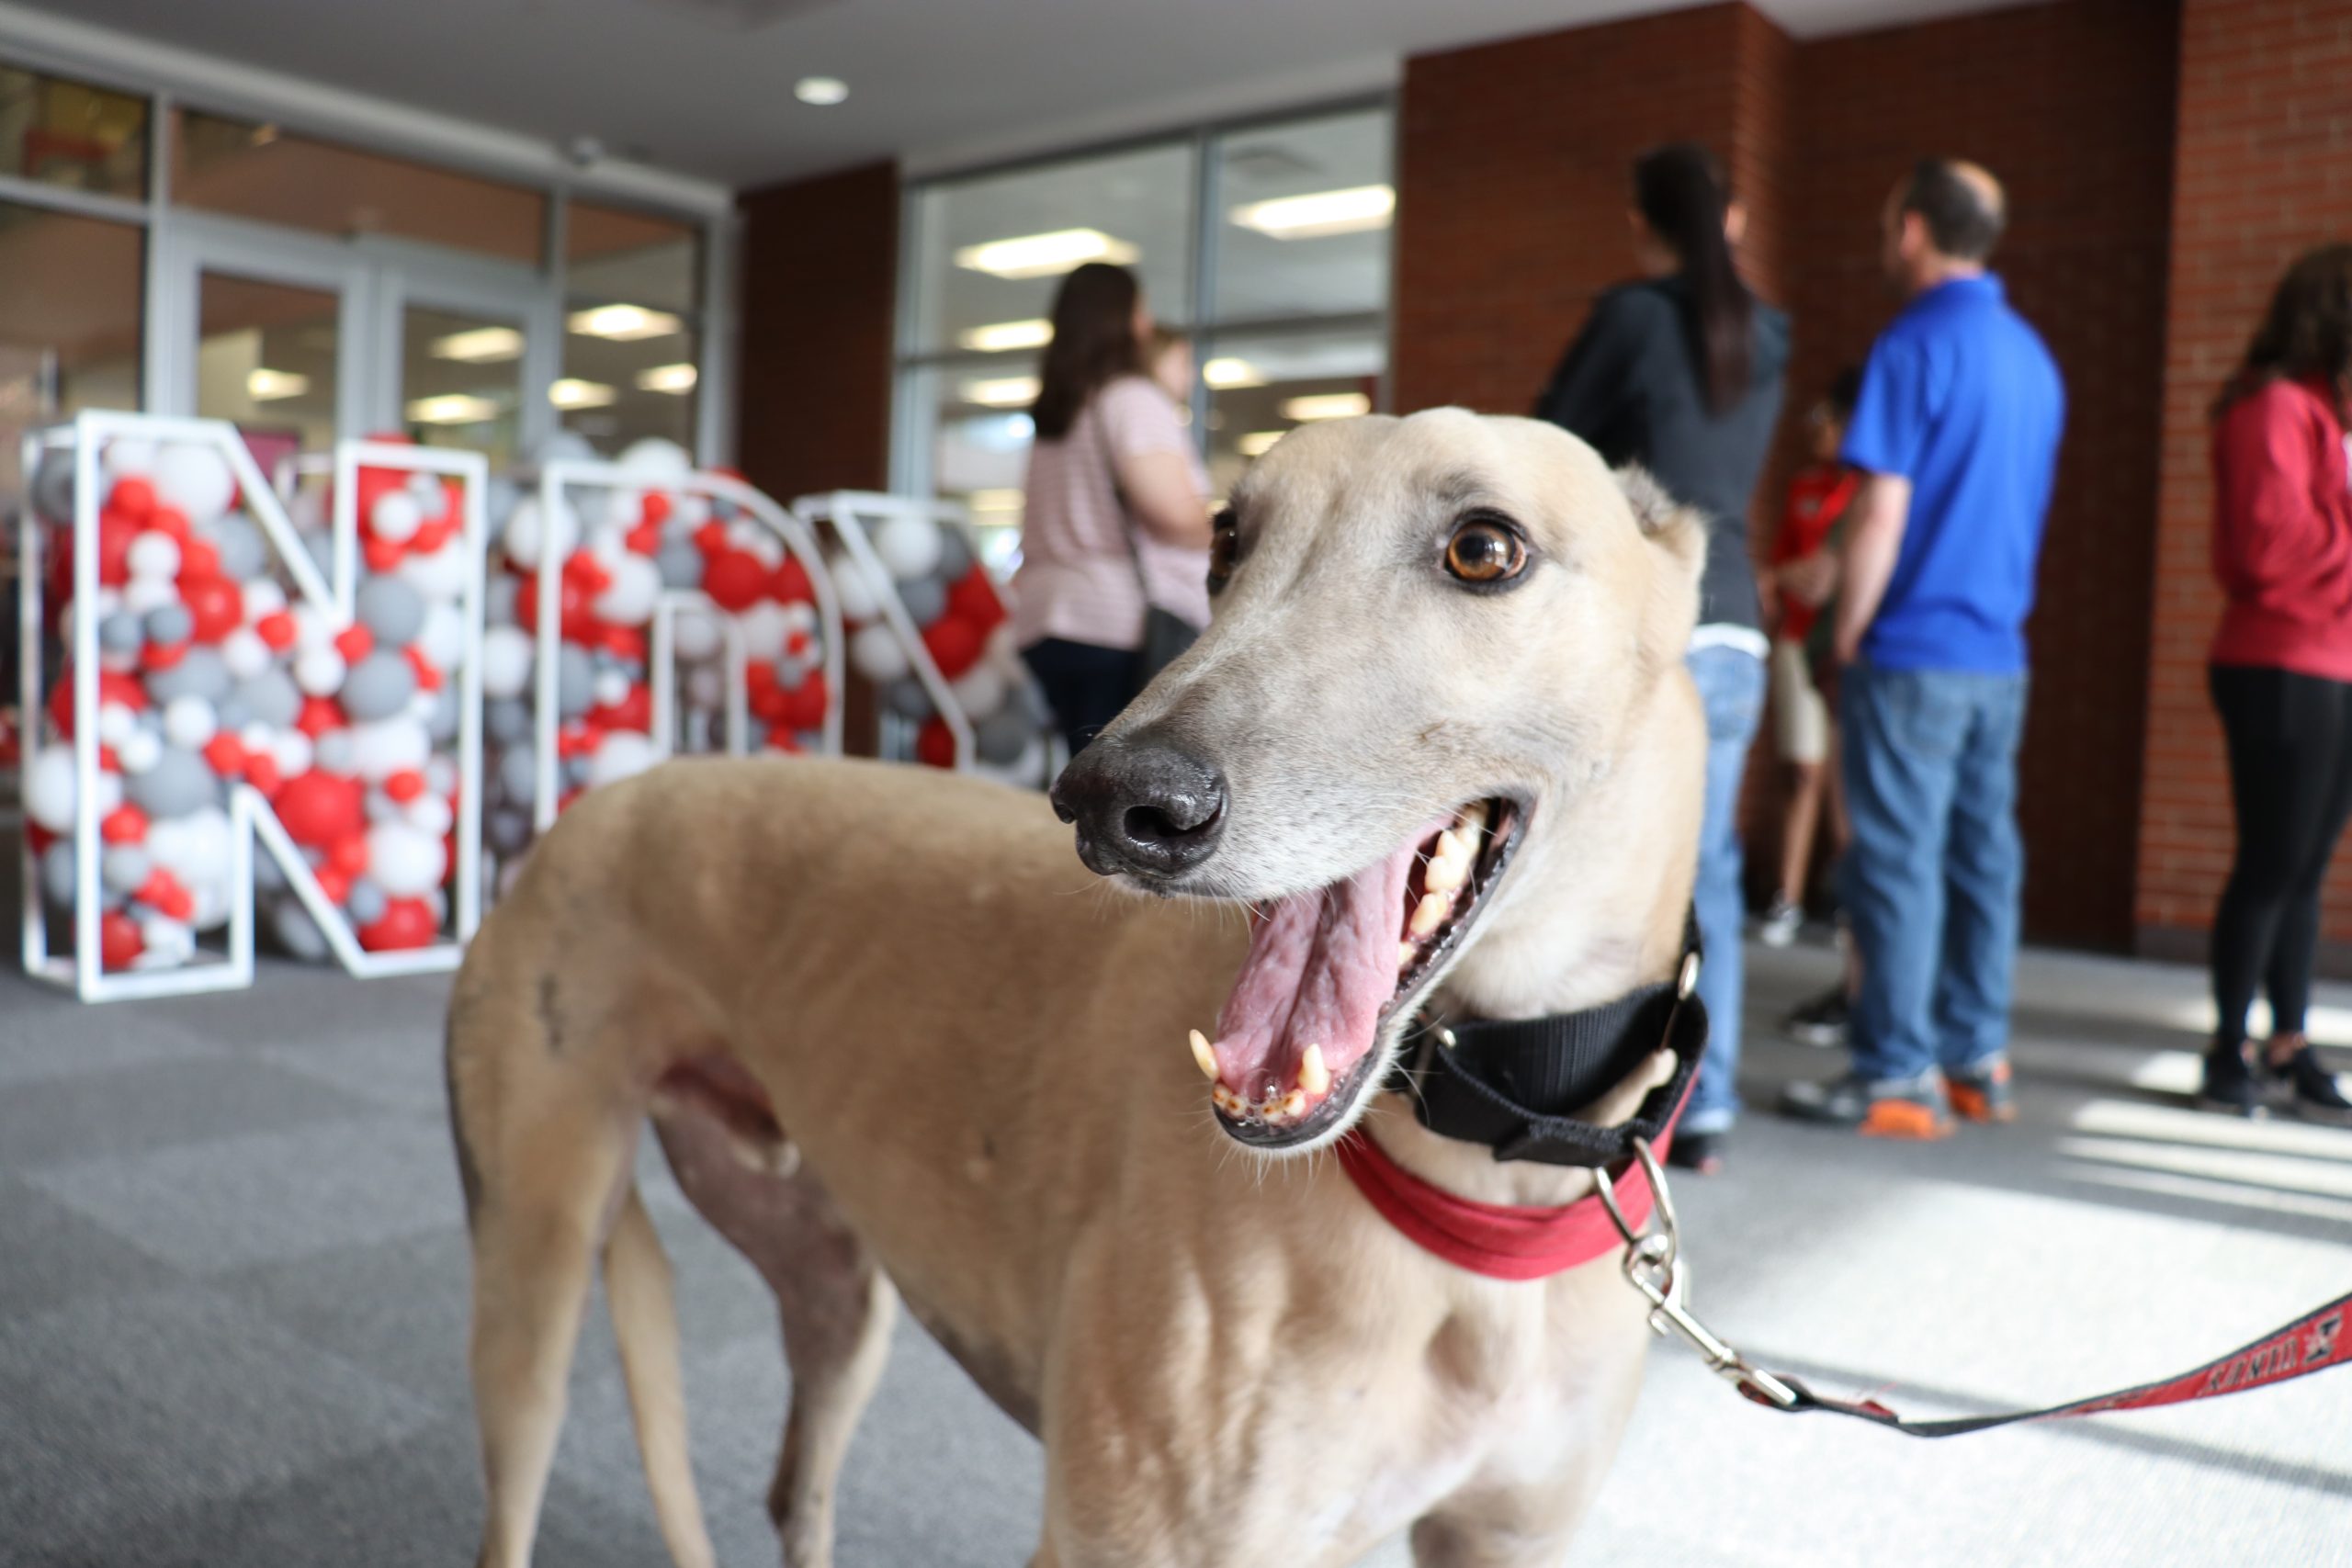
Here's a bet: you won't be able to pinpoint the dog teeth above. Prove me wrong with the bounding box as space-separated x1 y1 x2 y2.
1189 1029 1218 1080
1409 891 1449 938
1280 1089 1306 1119
1457 802 1489 836
1424 852 1469 895
1299 1044 1329 1096
1399 941 1418 967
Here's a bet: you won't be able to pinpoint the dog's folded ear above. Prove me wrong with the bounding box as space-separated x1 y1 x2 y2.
1615 464 1708 660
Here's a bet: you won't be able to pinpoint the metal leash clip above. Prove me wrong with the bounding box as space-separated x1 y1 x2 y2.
1594 1136 1800 1411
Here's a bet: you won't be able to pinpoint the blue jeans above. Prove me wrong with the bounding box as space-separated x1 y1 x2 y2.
1838 662 2030 1083
1685 645 1767 1134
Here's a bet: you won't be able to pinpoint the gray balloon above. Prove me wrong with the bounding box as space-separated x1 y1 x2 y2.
977 706 1033 766
345 877 389 925
899 573 948 627
356 574 426 647
428 685 460 744
236 669 302 728
313 729 357 775
340 650 417 722
486 808 532 855
269 896 330 961
424 886 448 925
146 646 232 705
144 604 194 646
497 743 537 806
485 574 522 627
484 475 520 537
252 846 287 892
99 612 145 656
775 652 815 688
485 698 531 744
101 844 152 895
744 719 769 751
125 747 220 819
656 541 703 590
562 754 593 789
557 643 595 718
366 789 404 823
883 676 934 720
40 840 75 908
935 525 974 582
213 696 252 732
32 448 76 525
210 514 268 581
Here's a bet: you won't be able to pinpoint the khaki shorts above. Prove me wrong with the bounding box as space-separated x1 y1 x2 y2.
1771 638 1830 764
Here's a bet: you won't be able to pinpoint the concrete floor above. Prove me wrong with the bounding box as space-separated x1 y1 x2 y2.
3 932 2349 1566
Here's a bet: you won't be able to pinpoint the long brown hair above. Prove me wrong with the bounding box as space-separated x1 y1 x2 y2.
1031 263 1145 440
1634 143 1754 416
2215 243 2352 422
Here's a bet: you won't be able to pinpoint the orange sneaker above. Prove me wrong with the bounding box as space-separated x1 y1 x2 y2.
1779 1072 1953 1139
1946 1058 2018 1124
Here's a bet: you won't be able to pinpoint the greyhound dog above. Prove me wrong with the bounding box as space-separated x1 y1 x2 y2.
447 408 1708 1568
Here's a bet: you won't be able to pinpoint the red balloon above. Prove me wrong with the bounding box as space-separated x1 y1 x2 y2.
364 536 405 574
296 696 345 739
276 770 364 848
703 548 767 612
99 909 144 970
359 897 439 952
329 832 371 877
184 576 243 643
141 639 189 671
177 533 219 579
245 753 283 798
589 684 652 734
333 623 374 662
254 610 298 651
946 566 1006 631
383 768 425 804
314 864 353 906
101 804 149 844
146 505 191 545
404 645 442 693
138 868 194 922
779 671 829 732
921 614 984 680
770 556 813 606
624 521 662 556
641 491 673 530
413 513 458 554
915 716 956 769
107 476 156 522
201 733 247 776
693 521 729 555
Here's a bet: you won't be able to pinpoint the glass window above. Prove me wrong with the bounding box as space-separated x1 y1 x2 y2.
0 63 147 201
195 273 340 454
1213 108 1391 323
0 201 142 498
569 200 701 314
1200 326 1383 498
402 303 527 468
908 141 1195 355
173 108 545 265
560 313 697 456
902 359 1037 569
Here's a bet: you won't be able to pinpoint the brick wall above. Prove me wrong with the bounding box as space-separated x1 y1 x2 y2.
735 161 899 500
2137 0 2352 961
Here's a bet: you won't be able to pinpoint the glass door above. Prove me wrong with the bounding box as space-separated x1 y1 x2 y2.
365 242 559 469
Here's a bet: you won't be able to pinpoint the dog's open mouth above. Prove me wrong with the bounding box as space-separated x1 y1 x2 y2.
1198 797 1525 1149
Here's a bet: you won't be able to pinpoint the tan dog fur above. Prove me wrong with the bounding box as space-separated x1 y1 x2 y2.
447 410 1707 1567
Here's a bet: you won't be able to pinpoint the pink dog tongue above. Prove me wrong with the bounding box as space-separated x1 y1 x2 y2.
1212 840 1419 1099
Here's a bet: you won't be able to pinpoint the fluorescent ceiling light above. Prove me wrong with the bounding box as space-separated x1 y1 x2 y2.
567 304 684 341
548 378 617 410
954 229 1137 279
245 368 309 401
1281 391 1371 423
956 318 1052 353
406 393 500 425
961 375 1039 408
967 488 1023 513
1230 184 1395 241
433 326 524 363
794 75 849 106
1202 356 1265 389
635 362 699 394
1237 430 1283 457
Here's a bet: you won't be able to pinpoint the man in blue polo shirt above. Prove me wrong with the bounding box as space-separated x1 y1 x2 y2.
1781 158 2065 1137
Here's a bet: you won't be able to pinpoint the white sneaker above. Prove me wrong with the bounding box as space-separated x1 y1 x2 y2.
1757 896 1803 948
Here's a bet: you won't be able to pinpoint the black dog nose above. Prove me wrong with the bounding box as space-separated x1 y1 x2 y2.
1050 730 1227 880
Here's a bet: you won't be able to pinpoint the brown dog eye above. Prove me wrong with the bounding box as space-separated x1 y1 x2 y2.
1445 517 1525 584
1208 508 1238 592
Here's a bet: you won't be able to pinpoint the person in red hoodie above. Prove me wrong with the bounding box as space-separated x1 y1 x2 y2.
2203 243 2352 1120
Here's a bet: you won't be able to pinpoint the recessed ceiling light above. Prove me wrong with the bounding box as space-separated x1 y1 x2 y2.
635 362 699 394
954 229 1138 280
1202 356 1264 389
1280 391 1372 423
406 393 501 425
956 318 1052 353
567 304 684 341
1230 185 1396 241
1237 430 1283 457
961 375 1040 408
966 488 1023 513
245 368 309 401
794 75 849 106
548 378 617 410
433 326 524 363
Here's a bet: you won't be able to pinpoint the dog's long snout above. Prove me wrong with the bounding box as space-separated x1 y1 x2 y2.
1051 731 1227 880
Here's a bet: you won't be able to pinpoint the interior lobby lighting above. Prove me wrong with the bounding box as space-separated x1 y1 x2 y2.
1237 430 1284 457
956 318 1053 353
567 304 684 341
1281 391 1372 422
244 368 309 401
405 393 500 425
955 229 1138 279
795 75 850 106
433 326 525 363
1230 184 1396 240
967 488 1023 513
635 362 699 393
962 375 1040 408
548 378 617 410
1202 356 1265 389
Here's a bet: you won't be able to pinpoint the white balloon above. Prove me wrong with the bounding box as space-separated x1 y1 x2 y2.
127 531 182 581
592 670 631 709
239 720 275 756
348 716 431 782
242 579 288 622
503 496 547 570
407 689 440 722
405 790 455 837
117 728 163 774
617 437 692 479
480 626 534 699
95 770 124 816
684 664 724 709
153 443 237 527
138 915 197 966
121 577 178 616
407 469 446 510
398 536 470 603
221 626 271 680
671 493 712 529
163 694 218 750
96 702 141 747
949 662 1007 719
288 485 327 534
594 554 661 626
425 756 459 796
734 525 783 568
366 819 447 897
145 815 194 875
294 645 347 697
25 749 78 833
272 729 314 778
370 488 424 544
850 622 910 684
417 602 466 671
180 807 234 885
104 437 158 479
588 730 661 789
737 601 790 662
190 879 232 933
673 607 721 662
828 552 882 623
292 604 338 651
874 514 944 581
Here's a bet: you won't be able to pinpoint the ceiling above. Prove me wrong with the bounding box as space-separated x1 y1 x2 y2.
13 0 2022 190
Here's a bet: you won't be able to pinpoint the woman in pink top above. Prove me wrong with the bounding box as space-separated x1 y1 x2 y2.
1013 264 1213 753
2202 243 2352 1121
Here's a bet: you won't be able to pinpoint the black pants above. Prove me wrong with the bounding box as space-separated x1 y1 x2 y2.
1023 637 1140 757
2210 662 2352 1043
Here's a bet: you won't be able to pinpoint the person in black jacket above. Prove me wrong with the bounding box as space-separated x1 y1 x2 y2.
1535 142 1791 1175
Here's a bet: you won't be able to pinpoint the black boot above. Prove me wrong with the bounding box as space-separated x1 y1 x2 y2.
2199 1040 2265 1118
2272 1043 2352 1122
